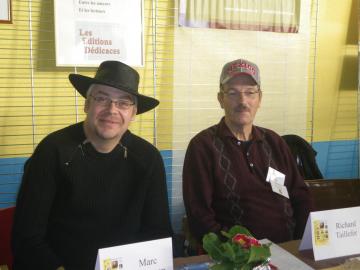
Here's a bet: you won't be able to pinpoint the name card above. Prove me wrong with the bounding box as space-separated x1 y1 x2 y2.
95 237 173 270
299 206 360 261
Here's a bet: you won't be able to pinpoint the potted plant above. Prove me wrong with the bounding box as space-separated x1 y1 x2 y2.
202 225 276 270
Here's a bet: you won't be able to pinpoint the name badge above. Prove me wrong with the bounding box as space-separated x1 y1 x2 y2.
95 237 173 270
266 167 285 185
270 181 289 199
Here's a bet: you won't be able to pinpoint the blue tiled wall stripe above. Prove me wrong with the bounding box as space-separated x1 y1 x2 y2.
0 157 27 208
1 140 359 210
312 140 359 179
160 150 173 210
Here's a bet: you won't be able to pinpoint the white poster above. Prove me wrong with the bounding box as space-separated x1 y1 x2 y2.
178 0 300 33
0 0 11 22
54 0 143 67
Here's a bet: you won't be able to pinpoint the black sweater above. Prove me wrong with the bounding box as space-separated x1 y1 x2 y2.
12 122 173 270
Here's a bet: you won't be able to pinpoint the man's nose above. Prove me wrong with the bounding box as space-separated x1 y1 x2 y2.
236 92 247 101
107 100 118 111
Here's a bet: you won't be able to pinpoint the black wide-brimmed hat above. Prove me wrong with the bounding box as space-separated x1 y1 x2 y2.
69 60 159 114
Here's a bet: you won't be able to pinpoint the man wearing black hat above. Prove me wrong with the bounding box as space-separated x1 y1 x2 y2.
183 59 313 249
12 61 173 270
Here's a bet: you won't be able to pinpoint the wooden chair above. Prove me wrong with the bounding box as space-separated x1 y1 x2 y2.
0 206 15 270
305 179 360 211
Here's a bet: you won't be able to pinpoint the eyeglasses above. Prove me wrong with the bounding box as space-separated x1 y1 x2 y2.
90 95 135 110
222 89 260 99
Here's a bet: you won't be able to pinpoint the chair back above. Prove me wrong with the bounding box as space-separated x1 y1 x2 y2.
282 134 323 180
0 206 15 270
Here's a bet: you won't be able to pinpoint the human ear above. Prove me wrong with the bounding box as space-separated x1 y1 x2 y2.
258 89 262 107
217 92 224 109
131 107 137 121
84 99 90 113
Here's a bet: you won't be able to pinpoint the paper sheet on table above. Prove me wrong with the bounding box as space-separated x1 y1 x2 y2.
260 239 314 270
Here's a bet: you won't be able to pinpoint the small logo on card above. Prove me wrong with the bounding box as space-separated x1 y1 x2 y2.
103 258 123 270
313 220 329 246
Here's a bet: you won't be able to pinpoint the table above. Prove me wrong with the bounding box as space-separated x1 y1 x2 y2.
174 240 360 270
174 254 210 268
278 240 360 269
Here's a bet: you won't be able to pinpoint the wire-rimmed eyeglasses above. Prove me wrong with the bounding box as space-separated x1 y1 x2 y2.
221 89 261 99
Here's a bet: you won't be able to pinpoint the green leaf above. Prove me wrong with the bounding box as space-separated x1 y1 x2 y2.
228 225 254 238
221 231 232 239
221 225 253 240
221 242 236 261
202 233 224 261
247 245 271 264
232 243 250 264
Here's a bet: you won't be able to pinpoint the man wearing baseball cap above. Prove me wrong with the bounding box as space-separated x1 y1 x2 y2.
183 59 313 250
12 61 173 270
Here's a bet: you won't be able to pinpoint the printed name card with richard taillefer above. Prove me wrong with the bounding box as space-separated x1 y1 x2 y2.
94 237 173 270
299 206 360 261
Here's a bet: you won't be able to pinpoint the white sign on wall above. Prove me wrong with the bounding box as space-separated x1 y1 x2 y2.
54 0 144 67
0 0 11 22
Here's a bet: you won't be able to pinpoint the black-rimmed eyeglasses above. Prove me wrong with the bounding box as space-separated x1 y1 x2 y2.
90 95 135 110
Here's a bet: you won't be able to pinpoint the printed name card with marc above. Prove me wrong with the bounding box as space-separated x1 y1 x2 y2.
299 206 360 261
94 237 173 270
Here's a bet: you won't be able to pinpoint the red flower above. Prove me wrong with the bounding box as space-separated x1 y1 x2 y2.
232 233 261 248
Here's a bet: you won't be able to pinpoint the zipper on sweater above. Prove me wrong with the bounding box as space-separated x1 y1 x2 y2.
119 143 127 159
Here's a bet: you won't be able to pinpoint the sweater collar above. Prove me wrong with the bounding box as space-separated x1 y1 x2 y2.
72 122 133 153
216 117 265 142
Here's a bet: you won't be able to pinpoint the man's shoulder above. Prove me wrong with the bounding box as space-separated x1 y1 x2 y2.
43 122 83 144
27 123 83 163
36 123 84 154
254 126 282 140
253 126 290 151
123 132 164 170
190 124 219 142
124 131 161 161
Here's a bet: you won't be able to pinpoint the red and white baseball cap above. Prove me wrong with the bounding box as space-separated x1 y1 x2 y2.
220 59 260 86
